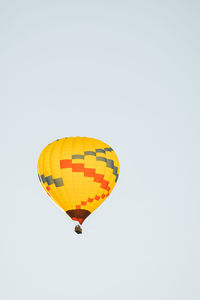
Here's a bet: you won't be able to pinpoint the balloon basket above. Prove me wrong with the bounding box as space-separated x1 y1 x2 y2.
75 225 82 234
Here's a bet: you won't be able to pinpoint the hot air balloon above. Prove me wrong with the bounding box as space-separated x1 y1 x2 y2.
37 137 120 233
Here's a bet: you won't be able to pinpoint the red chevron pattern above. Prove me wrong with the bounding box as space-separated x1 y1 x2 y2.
60 159 110 192
60 159 111 209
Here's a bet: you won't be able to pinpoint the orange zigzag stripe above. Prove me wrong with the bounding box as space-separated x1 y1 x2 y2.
60 159 110 208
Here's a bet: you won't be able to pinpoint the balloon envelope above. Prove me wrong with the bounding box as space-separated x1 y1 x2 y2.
37 137 120 225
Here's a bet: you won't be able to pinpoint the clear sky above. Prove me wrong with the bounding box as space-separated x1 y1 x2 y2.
0 1 200 299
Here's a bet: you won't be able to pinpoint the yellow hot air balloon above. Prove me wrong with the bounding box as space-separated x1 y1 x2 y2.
37 137 120 233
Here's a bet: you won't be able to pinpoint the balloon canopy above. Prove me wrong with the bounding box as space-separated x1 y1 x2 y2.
37 137 120 230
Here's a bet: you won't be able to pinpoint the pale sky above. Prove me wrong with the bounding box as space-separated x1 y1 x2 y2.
0 1 200 299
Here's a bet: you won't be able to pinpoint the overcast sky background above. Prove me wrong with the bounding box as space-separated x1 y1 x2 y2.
0 0 200 299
